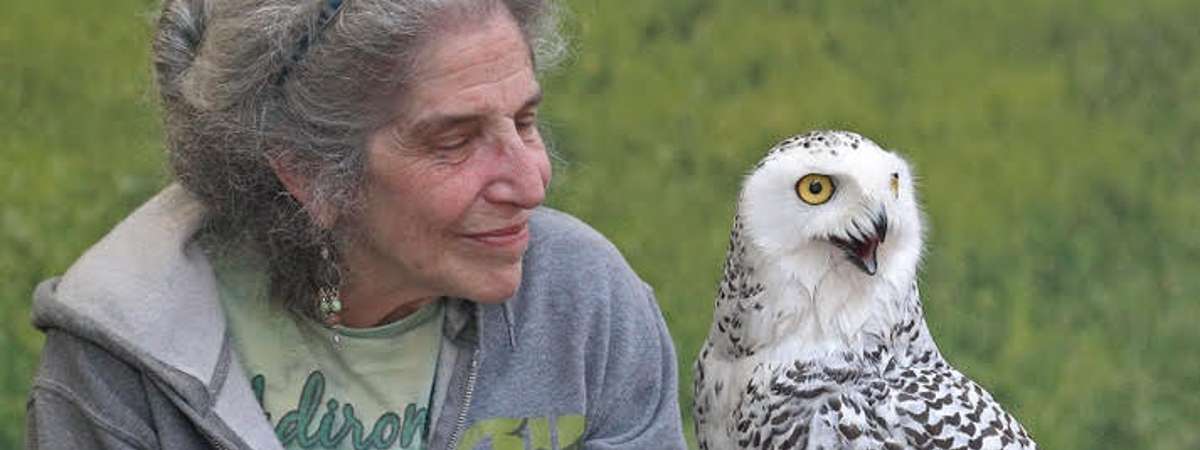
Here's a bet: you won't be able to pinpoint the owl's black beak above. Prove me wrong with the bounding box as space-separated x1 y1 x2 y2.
830 210 888 276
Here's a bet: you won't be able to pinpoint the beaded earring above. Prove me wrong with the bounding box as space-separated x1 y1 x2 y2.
317 244 344 328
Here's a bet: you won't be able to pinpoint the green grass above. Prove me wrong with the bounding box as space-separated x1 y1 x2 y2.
4 0 1198 448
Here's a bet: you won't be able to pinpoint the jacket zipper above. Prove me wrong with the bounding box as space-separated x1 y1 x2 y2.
204 432 231 450
445 348 481 450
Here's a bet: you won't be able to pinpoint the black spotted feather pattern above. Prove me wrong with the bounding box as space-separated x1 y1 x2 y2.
719 305 1036 449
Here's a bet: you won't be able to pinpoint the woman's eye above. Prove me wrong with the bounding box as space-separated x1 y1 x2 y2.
432 133 472 151
425 133 476 164
516 113 538 132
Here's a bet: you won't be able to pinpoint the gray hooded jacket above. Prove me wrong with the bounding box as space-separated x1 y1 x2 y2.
27 185 687 450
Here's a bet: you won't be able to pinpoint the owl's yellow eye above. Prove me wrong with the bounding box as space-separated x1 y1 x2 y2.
796 174 835 205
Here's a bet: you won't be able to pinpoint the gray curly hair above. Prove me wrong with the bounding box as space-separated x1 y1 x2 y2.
153 0 567 313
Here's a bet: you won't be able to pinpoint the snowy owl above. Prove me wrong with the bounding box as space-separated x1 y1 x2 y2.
693 130 1036 450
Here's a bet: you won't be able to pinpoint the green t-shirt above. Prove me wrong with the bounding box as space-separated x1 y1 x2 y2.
213 252 443 450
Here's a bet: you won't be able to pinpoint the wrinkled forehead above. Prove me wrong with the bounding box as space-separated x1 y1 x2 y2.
391 10 538 122
409 1 534 77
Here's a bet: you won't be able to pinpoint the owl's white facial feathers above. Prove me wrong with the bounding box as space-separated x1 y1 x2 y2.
734 131 925 353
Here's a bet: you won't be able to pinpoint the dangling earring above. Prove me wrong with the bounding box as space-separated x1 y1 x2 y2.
317 244 344 328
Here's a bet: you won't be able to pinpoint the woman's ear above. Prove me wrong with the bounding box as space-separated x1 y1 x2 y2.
268 154 338 229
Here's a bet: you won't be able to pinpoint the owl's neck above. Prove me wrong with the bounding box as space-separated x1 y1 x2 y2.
708 231 935 364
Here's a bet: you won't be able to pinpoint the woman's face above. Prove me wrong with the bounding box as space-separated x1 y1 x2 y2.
345 11 550 305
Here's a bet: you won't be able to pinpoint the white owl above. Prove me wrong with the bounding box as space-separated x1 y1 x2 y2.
693 131 1036 450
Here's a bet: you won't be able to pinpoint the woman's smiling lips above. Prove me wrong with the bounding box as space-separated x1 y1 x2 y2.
463 222 530 250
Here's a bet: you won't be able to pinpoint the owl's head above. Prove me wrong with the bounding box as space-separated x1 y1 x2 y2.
739 130 923 286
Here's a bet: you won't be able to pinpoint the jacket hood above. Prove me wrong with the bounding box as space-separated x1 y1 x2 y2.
34 185 222 385
32 184 285 449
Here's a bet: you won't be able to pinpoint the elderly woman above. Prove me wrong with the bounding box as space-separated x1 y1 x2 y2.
26 0 686 449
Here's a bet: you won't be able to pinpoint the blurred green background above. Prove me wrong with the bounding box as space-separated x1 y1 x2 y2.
3 0 1198 448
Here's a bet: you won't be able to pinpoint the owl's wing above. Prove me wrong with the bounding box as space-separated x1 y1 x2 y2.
692 291 771 450
886 365 1037 450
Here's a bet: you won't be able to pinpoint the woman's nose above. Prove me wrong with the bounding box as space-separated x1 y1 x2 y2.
482 121 548 209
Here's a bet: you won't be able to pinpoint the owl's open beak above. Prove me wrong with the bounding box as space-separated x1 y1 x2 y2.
830 210 888 276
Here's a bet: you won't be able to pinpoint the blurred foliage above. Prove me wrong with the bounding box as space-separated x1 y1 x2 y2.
2 0 1198 448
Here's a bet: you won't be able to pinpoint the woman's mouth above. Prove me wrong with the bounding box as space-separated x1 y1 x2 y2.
464 223 530 249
